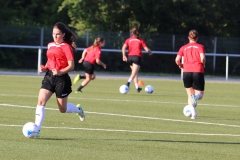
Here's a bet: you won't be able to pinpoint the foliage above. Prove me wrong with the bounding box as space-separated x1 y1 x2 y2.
0 0 70 26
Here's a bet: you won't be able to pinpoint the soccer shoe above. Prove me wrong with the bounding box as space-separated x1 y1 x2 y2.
191 94 198 108
76 104 85 121
36 130 40 137
137 87 142 93
75 90 82 94
73 74 80 84
191 116 197 119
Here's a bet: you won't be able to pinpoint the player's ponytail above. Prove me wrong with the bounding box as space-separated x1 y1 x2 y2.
92 37 105 49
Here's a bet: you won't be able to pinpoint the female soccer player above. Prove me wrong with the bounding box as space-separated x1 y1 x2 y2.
73 37 106 93
122 27 152 92
175 29 206 119
35 22 85 136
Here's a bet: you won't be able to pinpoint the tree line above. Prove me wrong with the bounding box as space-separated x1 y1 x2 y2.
1 0 240 37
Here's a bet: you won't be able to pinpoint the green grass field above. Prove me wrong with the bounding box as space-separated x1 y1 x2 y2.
0 74 240 160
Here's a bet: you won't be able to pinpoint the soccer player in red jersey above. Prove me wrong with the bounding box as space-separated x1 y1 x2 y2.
73 37 106 93
35 22 85 136
122 28 152 92
175 29 206 119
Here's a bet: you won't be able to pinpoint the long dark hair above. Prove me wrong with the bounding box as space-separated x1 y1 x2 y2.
53 22 77 52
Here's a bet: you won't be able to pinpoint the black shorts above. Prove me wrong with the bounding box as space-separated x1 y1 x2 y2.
83 61 94 74
41 70 72 98
183 72 205 91
127 56 142 66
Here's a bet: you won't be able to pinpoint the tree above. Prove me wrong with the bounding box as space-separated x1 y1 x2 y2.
0 0 70 27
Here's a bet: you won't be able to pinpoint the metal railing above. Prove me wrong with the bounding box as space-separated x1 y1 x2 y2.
1 44 240 81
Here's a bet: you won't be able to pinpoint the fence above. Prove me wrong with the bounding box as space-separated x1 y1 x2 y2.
0 44 240 81
0 24 240 81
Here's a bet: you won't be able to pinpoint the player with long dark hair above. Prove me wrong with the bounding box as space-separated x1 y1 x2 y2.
35 22 85 136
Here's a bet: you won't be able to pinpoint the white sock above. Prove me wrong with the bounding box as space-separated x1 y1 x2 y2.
135 83 139 89
188 99 197 117
190 106 197 117
128 78 133 83
35 105 45 131
66 103 80 113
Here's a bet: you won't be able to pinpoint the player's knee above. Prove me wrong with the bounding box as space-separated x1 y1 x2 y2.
58 105 66 113
37 100 46 106
59 108 66 113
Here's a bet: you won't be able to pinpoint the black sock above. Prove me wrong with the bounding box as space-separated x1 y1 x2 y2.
80 75 86 79
77 85 84 91
126 82 130 87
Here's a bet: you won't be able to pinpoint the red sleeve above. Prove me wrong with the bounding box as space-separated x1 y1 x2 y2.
178 46 184 57
140 39 147 47
63 44 74 61
95 47 101 59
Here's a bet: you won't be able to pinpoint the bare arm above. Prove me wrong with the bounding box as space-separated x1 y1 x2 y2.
143 46 153 55
200 53 206 67
175 55 183 69
52 60 74 76
122 44 128 62
96 59 106 69
79 49 87 63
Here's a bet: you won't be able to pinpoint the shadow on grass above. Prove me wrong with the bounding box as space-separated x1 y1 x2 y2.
100 138 240 145
35 138 76 140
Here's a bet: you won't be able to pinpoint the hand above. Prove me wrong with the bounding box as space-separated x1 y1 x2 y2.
179 64 183 69
78 58 84 63
103 63 106 69
148 51 153 55
52 69 59 76
123 56 127 62
40 65 47 72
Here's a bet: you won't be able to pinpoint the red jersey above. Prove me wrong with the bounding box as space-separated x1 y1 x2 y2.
124 36 147 57
84 46 101 64
46 42 74 70
178 42 205 73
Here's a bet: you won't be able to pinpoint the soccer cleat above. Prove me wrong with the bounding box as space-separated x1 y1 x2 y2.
76 104 85 121
137 87 142 93
36 130 40 137
191 94 198 108
75 90 82 94
191 116 197 119
73 74 80 84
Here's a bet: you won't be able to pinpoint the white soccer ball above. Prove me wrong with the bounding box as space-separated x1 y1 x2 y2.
119 85 129 94
183 105 192 117
145 85 154 94
22 122 39 138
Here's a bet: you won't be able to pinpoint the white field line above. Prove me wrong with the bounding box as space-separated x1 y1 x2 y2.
0 123 240 137
0 93 240 108
1 103 240 129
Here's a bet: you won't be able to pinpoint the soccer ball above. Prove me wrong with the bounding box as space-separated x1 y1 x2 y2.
183 105 192 117
119 85 129 94
22 122 39 138
145 85 154 94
